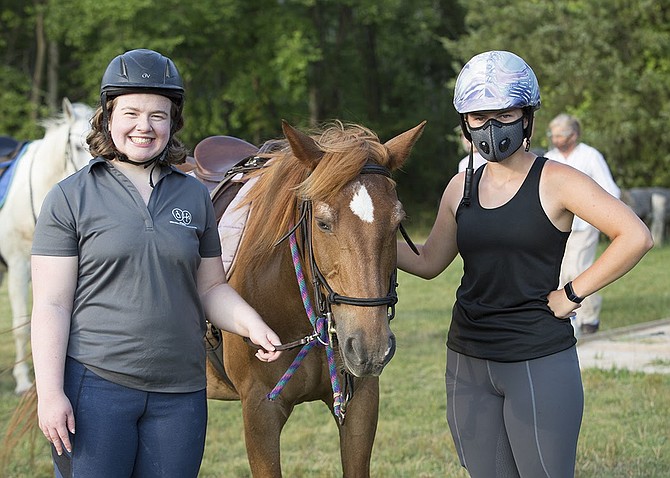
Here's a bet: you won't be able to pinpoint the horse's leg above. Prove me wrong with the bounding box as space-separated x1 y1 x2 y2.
7 258 33 394
240 393 290 478
337 377 379 478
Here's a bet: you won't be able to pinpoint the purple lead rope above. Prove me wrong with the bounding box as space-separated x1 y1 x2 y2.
266 231 343 421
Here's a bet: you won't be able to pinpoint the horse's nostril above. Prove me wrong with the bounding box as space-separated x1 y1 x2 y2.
384 335 397 364
344 336 364 365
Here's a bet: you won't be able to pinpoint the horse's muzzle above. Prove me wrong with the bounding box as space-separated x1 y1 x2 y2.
342 332 396 377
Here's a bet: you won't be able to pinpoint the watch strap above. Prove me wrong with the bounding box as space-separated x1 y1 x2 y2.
564 281 584 304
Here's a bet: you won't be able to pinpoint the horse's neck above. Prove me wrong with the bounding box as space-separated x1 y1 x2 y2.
231 243 312 336
30 126 71 198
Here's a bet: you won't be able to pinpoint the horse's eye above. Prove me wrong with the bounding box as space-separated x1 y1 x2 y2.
316 220 331 232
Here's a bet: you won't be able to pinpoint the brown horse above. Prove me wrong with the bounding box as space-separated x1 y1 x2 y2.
207 120 425 477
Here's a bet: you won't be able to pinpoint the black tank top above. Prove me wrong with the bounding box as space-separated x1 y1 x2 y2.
449 157 576 361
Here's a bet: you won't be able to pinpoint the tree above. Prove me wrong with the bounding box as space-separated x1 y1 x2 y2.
0 0 47 137
444 0 670 187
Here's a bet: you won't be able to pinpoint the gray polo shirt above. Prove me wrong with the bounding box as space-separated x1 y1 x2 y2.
32 157 222 392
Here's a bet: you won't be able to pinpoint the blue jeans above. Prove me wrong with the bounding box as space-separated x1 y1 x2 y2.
54 357 207 478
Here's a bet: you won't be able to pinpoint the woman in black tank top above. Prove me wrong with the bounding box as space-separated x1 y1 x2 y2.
397 51 652 478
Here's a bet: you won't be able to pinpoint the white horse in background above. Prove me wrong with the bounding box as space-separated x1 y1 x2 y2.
0 98 94 394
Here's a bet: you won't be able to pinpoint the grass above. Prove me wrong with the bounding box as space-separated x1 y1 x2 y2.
1 244 669 477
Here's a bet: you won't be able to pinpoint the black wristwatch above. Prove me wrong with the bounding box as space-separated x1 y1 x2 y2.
563 281 584 304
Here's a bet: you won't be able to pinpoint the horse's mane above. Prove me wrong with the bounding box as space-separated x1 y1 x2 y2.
33 112 74 159
39 112 68 134
234 121 395 273
38 103 92 153
34 103 93 164
39 102 91 130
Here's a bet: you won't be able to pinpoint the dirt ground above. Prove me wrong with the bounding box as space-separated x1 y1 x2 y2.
576 318 670 374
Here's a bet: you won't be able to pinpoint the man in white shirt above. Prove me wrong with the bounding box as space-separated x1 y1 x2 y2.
546 113 621 335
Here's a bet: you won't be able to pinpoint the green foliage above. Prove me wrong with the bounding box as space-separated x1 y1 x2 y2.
0 66 42 138
0 1 45 138
0 0 466 215
446 0 670 188
1 0 669 209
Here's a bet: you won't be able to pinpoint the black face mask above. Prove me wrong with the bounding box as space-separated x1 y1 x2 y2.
468 116 525 162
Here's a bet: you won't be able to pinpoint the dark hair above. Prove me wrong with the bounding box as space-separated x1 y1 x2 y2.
86 96 188 165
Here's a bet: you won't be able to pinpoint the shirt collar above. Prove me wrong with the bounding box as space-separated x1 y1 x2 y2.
87 156 188 179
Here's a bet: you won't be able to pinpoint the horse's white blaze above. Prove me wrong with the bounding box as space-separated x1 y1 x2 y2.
350 183 374 223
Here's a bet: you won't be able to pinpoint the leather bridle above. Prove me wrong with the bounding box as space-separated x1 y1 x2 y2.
273 162 417 350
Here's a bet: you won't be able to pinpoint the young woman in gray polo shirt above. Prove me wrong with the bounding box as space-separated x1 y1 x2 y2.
30 49 282 478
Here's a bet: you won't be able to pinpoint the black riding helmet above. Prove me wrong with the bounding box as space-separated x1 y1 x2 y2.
101 49 184 102
100 49 184 134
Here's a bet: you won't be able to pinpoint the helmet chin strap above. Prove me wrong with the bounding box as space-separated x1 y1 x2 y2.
522 107 534 153
461 144 474 207
117 148 168 188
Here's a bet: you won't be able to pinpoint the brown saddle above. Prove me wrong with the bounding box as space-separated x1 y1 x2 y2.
190 135 259 193
175 155 196 174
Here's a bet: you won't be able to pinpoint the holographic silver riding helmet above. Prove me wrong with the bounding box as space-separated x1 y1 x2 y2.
454 50 540 115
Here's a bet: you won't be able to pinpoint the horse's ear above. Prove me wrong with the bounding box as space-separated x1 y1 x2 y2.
62 97 74 121
282 120 324 169
384 121 427 170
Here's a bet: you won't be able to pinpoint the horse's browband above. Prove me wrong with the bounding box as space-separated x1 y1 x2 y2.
360 163 392 178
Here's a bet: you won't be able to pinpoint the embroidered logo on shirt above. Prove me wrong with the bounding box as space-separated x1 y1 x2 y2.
170 208 197 229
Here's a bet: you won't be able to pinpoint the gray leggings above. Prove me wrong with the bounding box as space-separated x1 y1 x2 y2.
446 346 583 478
